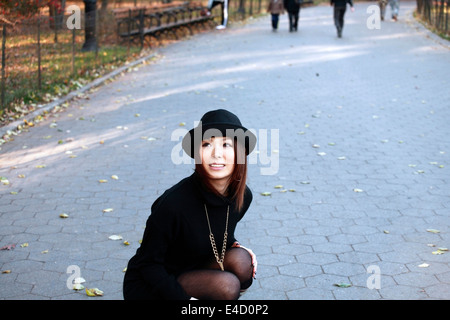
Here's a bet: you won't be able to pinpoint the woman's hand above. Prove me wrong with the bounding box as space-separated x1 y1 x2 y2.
232 242 257 279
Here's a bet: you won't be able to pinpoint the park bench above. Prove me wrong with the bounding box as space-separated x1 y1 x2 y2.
113 1 216 47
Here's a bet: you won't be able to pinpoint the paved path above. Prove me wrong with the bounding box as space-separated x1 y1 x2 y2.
1 2 449 300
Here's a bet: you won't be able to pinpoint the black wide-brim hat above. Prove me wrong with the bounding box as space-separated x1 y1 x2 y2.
182 109 257 159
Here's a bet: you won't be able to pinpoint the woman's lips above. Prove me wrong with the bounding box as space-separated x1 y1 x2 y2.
209 163 226 170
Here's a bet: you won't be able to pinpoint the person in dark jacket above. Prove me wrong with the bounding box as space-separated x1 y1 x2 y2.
330 0 354 38
283 0 302 32
123 109 257 300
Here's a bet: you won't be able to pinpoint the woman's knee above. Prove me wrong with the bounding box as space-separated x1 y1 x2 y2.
224 248 253 284
216 272 241 300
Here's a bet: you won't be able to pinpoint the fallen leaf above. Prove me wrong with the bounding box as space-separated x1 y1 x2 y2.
73 283 85 290
260 192 271 196
418 263 429 268
0 244 16 250
123 241 130 246
98 179 108 183
103 208 114 213
59 213 69 219
86 288 104 297
109 235 123 241
274 185 283 189
2 270 11 274
41 249 49 254
20 243 28 248
426 229 440 234
432 250 445 255
333 283 352 288
353 188 364 193
111 175 119 180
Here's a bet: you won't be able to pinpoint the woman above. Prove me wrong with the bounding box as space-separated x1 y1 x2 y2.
123 109 257 300
267 0 285 31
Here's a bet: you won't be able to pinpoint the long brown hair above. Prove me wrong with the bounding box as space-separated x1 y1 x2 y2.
195 138 248 212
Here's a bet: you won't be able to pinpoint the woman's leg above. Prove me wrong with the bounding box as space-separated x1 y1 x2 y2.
177 269 241 300
177 247 253 300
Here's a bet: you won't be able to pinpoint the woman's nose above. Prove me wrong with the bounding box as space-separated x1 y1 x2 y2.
212 145 223 158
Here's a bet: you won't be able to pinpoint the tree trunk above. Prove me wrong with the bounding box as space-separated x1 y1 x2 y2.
82 0 98 52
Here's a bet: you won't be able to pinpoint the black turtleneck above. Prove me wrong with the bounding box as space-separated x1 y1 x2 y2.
123 171 253 300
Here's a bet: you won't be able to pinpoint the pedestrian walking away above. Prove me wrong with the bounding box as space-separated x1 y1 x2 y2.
208 0 229 29
123 109 258 300
389 0 399 21
330 0 354 38
283 0 302 32
267 0 285 31
379 0 388 21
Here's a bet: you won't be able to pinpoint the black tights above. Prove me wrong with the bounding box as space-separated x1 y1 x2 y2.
177 248 253 300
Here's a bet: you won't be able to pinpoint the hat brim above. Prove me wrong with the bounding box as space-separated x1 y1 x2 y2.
182 123 257 159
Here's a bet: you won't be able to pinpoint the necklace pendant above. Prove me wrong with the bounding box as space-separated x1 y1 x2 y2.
218 262 224 271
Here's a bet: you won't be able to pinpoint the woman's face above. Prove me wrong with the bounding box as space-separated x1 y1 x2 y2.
200 136 235 182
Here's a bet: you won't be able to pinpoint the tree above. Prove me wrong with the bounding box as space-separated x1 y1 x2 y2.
82 0 98 52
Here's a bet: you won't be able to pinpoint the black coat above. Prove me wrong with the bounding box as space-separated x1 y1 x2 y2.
123 171 253 300
283 0 300 13
330 0 353 8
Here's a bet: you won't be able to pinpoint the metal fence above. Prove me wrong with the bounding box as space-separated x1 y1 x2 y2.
416 0 449 37
0 0 269 120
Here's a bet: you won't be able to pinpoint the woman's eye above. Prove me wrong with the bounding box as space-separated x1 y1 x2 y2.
224 143 233 148
202 142 211 147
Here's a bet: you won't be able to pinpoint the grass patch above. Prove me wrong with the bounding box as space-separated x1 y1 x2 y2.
1 24 141 125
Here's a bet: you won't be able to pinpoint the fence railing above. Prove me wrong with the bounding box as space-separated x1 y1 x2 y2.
0 0 270 121
416 0 449 37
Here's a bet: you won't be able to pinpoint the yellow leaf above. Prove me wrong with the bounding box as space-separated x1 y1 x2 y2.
59 213 69 218
98 179 108 183
2 270 11 274
426 229 440 234
86 288 103 297
103 208 114 213
123 241 130 246
274 185 283 189
111 175 119 180
20 243 28 248
260 192 271 196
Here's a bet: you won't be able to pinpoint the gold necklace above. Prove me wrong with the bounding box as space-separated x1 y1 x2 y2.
204 204 229 271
